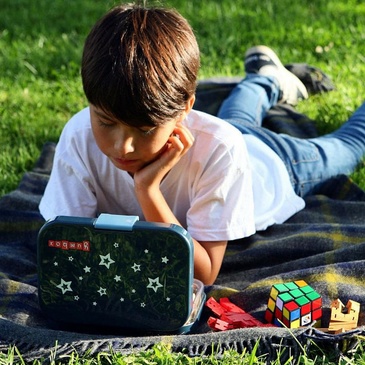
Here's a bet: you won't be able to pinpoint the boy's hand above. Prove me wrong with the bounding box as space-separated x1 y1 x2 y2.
133 123 194 191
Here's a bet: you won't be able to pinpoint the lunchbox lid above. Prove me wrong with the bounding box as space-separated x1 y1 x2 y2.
37 214 196 333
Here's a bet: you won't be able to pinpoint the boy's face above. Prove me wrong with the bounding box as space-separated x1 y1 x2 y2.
89 105 179 174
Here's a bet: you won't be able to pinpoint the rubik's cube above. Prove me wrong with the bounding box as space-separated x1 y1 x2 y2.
265 280 322 328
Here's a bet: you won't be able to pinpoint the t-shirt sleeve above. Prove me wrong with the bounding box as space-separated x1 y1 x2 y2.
186 130 255 242
39 113 98 220
39 151 97 220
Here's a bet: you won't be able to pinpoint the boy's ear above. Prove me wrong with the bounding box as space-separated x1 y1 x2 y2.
185 94 196 113
178 95 195 122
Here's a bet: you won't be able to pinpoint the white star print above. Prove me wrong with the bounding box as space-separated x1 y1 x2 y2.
161 256 169 264
131 263 141 272
68 256 74 262
98 287 107 296
114 275 121 282
147 277 163 293
99 253 115 269
56 279 73 294
114 242 119 248
83 266 91 273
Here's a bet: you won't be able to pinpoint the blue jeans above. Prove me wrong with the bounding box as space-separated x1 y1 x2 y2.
217 74 365 197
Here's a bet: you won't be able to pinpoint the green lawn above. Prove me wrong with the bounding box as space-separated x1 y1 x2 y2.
1 0 365 363
1 0 365 196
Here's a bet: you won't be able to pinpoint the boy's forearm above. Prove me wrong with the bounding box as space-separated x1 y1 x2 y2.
135 185 181 226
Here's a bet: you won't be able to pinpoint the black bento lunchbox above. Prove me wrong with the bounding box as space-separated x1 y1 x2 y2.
37 214 205 334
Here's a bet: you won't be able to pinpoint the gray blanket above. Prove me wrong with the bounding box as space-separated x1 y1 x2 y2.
1 79 365 362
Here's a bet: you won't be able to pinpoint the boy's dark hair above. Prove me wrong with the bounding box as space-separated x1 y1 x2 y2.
81 3 200 127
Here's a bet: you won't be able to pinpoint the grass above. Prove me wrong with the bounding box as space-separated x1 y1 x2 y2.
2 340 365 364
1 0 365 363
1 0 365 196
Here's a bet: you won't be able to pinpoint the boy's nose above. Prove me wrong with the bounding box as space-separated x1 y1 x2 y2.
115 135 135 155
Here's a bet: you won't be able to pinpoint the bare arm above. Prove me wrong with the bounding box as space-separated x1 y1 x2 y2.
133 123 227 285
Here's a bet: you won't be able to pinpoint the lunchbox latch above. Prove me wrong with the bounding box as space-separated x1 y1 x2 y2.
94 214 139 231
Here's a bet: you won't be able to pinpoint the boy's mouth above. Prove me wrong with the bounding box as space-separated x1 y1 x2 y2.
111 157 139 170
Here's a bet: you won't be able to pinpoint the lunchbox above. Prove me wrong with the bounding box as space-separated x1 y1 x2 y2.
37 214 205 334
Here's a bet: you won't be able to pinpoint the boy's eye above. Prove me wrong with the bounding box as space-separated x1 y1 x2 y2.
139 127 156 136
98 119 115 128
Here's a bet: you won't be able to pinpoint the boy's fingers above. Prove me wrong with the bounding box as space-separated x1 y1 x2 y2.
173 124 195 149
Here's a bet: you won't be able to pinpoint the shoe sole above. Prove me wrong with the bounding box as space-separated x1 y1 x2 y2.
244 45 308 104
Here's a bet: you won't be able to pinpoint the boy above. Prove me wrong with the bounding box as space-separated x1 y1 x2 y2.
39 3 365 285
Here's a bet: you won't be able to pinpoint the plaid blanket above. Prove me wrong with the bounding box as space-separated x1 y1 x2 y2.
0 79 365 362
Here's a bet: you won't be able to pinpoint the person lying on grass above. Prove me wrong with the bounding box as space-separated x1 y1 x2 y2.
39 3 365 285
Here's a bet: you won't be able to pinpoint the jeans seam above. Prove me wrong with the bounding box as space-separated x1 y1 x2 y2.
290 145 320 165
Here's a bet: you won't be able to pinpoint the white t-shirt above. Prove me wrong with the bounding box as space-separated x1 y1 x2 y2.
39 107 304 241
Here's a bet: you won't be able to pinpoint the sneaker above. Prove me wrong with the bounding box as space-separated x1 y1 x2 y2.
284 63 335 95
244 45 309 105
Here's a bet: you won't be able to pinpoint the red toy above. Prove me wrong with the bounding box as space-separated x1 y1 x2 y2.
205 297 273 331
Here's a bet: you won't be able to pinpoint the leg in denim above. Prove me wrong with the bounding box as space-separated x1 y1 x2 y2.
218 74 365 197
218 74 280 126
